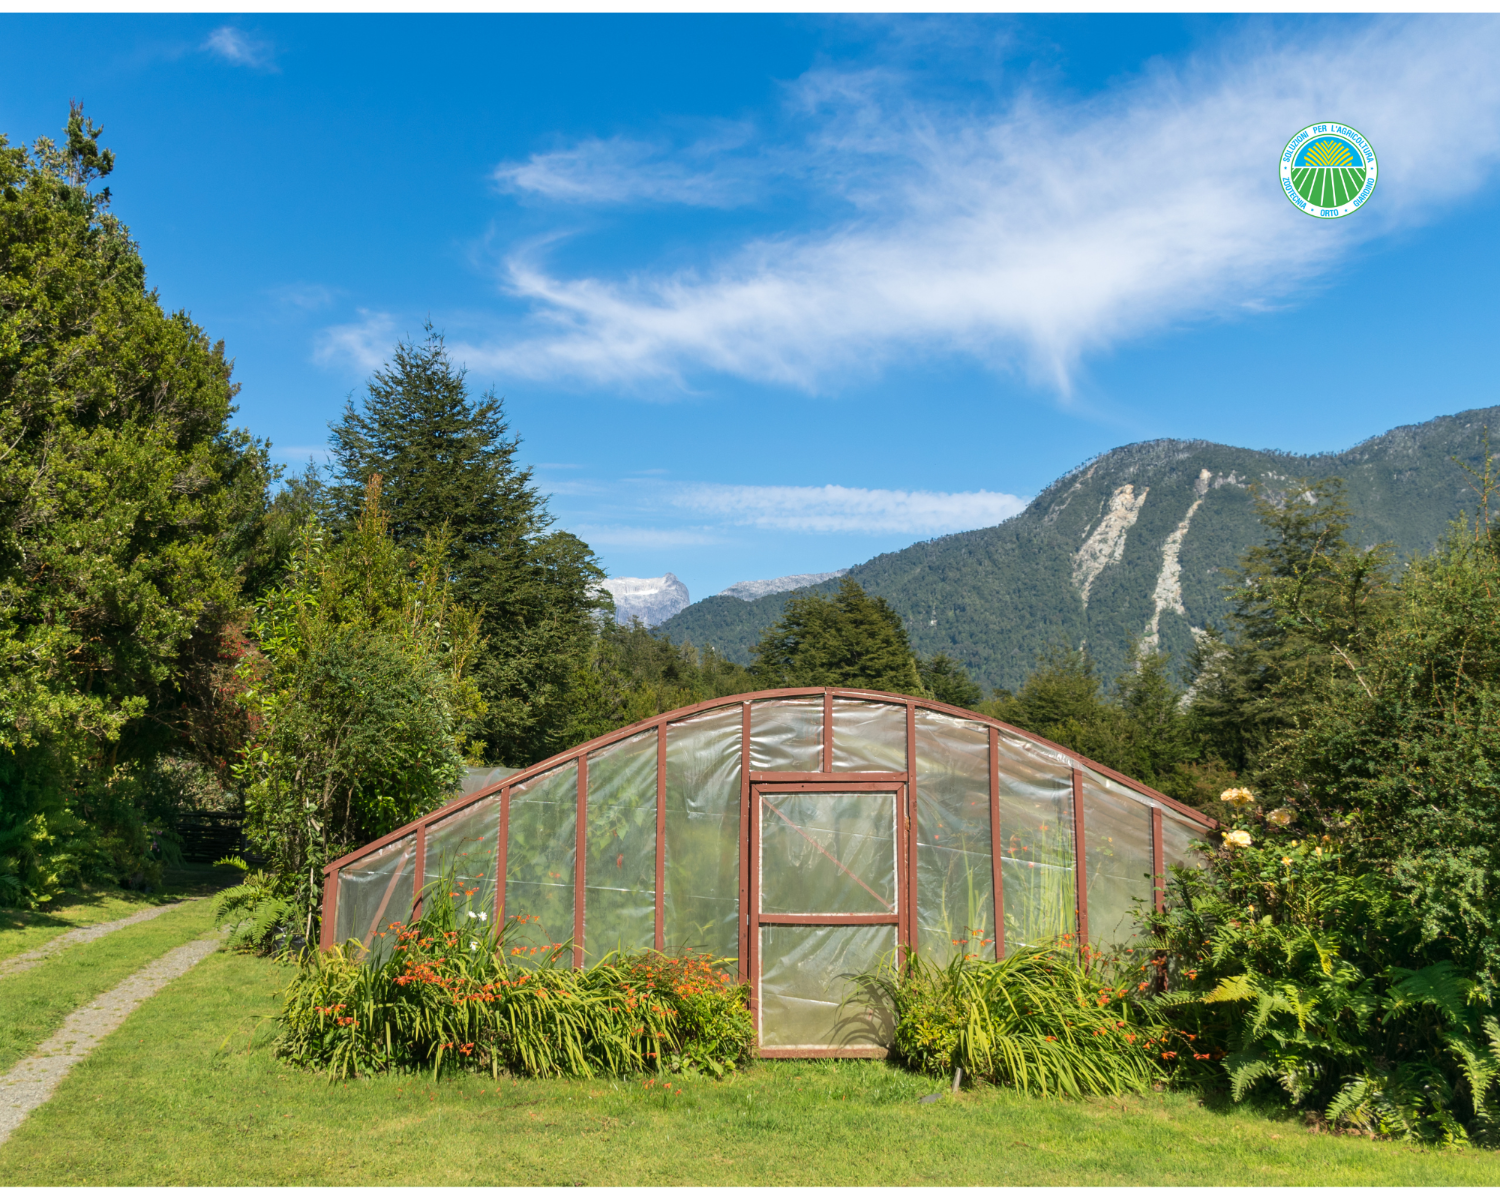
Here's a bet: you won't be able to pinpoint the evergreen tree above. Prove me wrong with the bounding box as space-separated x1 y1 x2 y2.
917 653 984 708
327 329 607 765
750 578 923 693
0 107 271 902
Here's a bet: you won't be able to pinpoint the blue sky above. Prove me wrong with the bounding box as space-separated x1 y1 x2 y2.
4 14 1500 602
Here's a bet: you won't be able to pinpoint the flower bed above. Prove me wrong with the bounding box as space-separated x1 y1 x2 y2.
277 885 754 1080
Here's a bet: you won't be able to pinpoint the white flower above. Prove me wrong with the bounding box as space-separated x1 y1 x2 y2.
1266 808 1293 827
477 912 487 922
470 940 479 950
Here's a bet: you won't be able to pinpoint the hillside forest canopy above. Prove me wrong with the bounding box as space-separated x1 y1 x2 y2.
10 107 1500 1140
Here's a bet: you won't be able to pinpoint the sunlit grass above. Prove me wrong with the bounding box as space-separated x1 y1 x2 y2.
0 898 222 1073
2 950 1494 1185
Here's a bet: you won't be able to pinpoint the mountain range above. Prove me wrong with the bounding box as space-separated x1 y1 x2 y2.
654 406 1500 692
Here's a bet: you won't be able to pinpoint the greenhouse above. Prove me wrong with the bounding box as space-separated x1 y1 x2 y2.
320 688 1215 1057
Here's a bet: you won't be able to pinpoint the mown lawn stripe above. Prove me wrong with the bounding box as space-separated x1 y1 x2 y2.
0 951 1492 1185
0 899 221 1074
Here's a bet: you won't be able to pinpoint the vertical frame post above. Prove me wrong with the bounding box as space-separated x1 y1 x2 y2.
1152 805 1166 915
905 702 919 961
739 702 752 991
319 868 339 950
989 726 1005 960
822 689 833 773
410 823 428 920
655 720 667 952
495 785 510 927
1071 766 1089 952
574 753 588 969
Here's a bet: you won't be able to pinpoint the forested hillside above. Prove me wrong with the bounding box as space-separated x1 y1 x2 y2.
657 407 1500 690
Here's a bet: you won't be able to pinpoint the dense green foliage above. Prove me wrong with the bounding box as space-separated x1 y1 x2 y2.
562 618 754 744
0 109 277 904
278 879 754 1080
1150 831 1500 1143
236 479 483 932
750 578 924 693
327 329 607 766
867 943 1169 1098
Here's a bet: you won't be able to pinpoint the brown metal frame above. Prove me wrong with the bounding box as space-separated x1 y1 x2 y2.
319 684 1221 1032
749 778 905 1057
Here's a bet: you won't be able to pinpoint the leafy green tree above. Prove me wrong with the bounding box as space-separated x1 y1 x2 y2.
236 478 483 934
1256 506 1500 991
984 645 1199 797
917 653 984 709
563 619 755 745
1188 478 1393 778
750 578 923 693
327 329 606 766
0 107 271 902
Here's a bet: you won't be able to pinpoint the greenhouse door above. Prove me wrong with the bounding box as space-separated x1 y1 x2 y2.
750 784 902 1055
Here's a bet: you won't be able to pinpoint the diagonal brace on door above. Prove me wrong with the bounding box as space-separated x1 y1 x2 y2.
760 795 894 913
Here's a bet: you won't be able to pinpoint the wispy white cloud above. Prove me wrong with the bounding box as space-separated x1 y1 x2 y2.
451 17 1500 394
315 310 396 374
573 524 723 549
674 483 1027 535
495 130 763 208
269 283 339 313
203 26 277 71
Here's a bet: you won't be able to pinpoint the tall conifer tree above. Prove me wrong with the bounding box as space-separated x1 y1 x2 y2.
328 328 606 766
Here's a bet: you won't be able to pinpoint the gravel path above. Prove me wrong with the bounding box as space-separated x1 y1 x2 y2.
0 902 190 981
0 937 220 1148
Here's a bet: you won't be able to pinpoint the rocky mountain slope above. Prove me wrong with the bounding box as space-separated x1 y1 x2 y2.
656 406 1500 691
599 573 691 626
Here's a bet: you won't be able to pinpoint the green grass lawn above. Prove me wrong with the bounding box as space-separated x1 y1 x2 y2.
0 863 242 966
0 897 225 1074
3 949 1496 1185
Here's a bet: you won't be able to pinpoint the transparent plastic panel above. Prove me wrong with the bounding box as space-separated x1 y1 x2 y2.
994 732 1077 949
749 697 823 772
336 833 416 961
830 698 908 772
1081 769 1156 948
422 798 500 917
760 792 896 915
913 709 995 965
584 730 658 964
1161 813 1209 873
504 760 578 955
664 705 742 961
759 924 897 1048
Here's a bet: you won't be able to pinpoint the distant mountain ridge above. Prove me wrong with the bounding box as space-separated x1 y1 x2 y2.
717 569 849 601
599 573 691 626
656 407 1500 691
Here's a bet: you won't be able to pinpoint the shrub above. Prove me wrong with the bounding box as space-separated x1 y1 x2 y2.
1150 828 1500 1143
277 879 753 1080
212 856 299 955
863 943 1171 1098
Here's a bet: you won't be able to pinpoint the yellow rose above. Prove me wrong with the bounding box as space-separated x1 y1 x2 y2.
1220 787 1255 809
1222 830 1253 848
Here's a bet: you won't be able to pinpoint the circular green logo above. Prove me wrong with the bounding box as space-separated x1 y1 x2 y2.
1280 123 1377 218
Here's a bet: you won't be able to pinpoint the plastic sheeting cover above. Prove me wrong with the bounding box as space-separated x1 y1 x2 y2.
1081 768 1156 948
584 730 658 964
749 697 822 772
505 761 578 954
664 704 742 961
336 833 417 961
760 791 896 916
994 732 1076 949
914 709 995 964
830 698 907 773
759 924 896 1048
422 798 500 915
1161 812 1209 873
